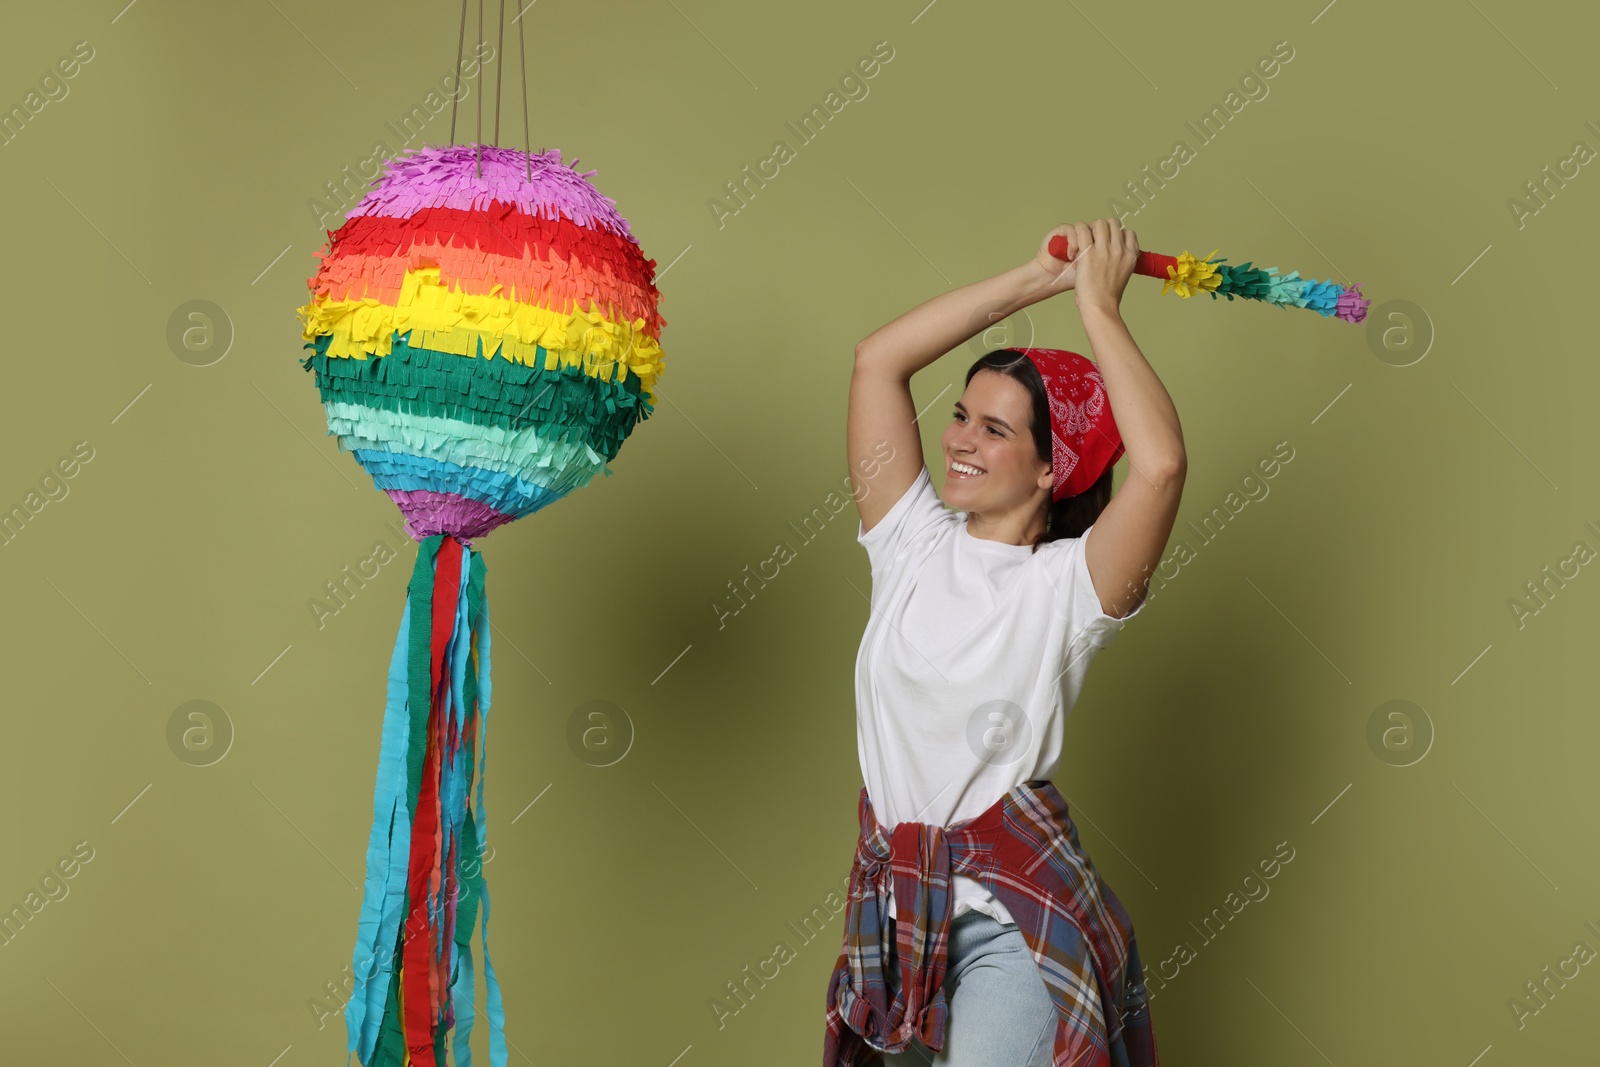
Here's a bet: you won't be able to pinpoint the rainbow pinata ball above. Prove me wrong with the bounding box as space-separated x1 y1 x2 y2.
296 144 665 542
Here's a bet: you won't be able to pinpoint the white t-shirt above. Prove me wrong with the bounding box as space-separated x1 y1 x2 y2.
854 463 1144 926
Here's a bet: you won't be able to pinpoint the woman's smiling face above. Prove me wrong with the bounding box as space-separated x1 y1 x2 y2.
939 368 1053 512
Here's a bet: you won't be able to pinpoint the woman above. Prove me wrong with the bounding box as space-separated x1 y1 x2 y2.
823 218 1185 1067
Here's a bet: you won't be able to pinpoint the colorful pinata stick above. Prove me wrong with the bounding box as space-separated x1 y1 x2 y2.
1046 234 1369 323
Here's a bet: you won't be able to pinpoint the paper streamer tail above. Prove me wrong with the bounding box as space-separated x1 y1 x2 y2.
345 534 507 1067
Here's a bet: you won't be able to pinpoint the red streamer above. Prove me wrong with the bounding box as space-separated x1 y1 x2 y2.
400 535 465 1065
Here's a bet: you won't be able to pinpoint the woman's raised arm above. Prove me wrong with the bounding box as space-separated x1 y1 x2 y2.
1065 219 1188 619
848 247 1069 534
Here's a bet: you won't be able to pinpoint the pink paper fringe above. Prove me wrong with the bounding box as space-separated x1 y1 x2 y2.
347 144 636 240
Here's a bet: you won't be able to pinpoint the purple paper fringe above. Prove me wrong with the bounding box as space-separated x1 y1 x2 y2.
346 143 636 239
387 490 513 542
1335 282 1368 324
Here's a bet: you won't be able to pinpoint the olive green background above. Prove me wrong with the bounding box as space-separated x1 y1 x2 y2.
2 0 1596 1063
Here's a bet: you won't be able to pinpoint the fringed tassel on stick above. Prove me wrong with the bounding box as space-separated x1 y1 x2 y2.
1045 235 1370 323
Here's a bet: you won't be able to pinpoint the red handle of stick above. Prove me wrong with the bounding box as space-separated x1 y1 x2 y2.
1047 234 1176 280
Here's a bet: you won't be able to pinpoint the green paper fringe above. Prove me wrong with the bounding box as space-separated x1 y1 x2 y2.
322 401 609 488
300 331 651 464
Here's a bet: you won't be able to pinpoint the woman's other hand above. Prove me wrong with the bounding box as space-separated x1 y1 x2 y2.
1066 218 1139 316
1030 223 1082 297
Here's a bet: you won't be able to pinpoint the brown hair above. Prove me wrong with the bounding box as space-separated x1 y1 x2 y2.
965 349 1114 551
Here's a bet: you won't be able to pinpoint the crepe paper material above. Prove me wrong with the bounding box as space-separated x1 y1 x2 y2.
307 208 663 335
1158 248 1222 298
1045 234 1370 324
354 451 559 533
299 265 663 397
350 144 634 236
322 401 610 490
300 333 647 440
299 143 664 1067
297 142 664 543
1298 278 1342 317
1335 282 1368 323
346 537 503 1067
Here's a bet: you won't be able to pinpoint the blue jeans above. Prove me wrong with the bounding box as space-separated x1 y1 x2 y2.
881 910 1064 1067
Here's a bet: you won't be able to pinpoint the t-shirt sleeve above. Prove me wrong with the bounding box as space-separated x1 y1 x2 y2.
1053 521 1147 649
857 464 951 573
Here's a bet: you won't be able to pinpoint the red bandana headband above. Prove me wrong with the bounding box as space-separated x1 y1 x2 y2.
1012 348 1124 502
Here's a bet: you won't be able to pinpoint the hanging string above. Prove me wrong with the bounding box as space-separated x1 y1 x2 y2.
518 0 531 180
475 0 483 178
448 0 468 144
493 0 506 147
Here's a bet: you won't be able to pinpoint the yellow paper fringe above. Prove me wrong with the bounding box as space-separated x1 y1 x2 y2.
297 265 665 401
312 241 666 337
1161 248 1223 299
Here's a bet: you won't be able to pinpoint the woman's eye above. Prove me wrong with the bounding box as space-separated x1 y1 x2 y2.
955 411 1001 436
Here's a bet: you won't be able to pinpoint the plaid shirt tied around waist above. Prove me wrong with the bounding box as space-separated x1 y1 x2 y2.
822 779 1158 1067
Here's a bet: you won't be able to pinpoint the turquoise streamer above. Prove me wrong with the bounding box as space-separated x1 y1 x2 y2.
347 595 417 1062
480 878 507 1067
472 581 506 1067
443 564 505 1066
452 921 479 1067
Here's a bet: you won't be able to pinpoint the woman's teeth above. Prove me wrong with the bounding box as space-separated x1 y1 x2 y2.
952 462 984 476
